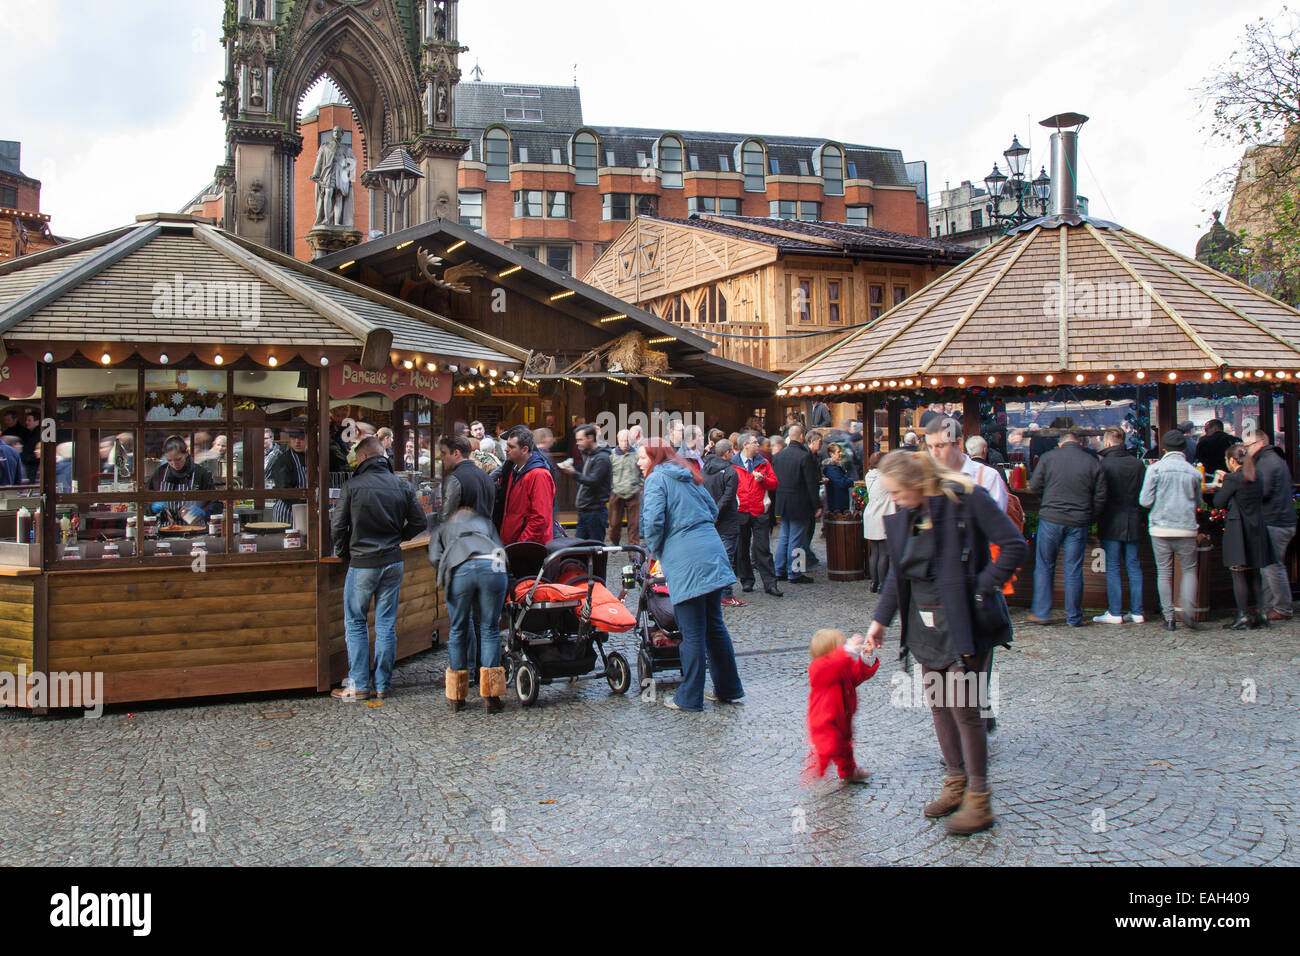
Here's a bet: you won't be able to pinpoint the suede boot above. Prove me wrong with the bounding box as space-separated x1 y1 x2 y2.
480 666 506 713
445 668 469 713
923 774 967 818
944 790 994 835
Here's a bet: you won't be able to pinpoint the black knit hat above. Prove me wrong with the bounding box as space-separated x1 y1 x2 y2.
1162 429 1186 451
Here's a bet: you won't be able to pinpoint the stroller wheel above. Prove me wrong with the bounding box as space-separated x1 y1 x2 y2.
515 662 540 707
637 650 654 695
605 651 631 694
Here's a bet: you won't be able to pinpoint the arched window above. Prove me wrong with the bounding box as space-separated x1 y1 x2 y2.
572 130 598 185
741 140 766 192
484 127 510 182
821 144 844 196
658 134 684 189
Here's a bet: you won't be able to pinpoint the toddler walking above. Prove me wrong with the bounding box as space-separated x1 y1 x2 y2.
805 628 879 783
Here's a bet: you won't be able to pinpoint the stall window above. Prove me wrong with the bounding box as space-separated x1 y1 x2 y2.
869 284 885 320
894 285 908 306
49 366 317 566
827 280 842 324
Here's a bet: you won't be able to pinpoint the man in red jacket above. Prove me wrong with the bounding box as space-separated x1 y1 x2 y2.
498 425 556 545
733 433 782 597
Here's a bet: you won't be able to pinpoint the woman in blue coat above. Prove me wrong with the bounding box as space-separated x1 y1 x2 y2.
822 441 855 512
639 437 744 711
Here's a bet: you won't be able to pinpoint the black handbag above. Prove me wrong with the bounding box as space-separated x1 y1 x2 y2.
955 494 1013 647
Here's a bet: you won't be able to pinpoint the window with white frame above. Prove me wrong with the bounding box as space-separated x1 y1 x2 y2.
573 131 598 185
822 145 844 196
742 141 765 192
484 128 510 182
659 135 684 189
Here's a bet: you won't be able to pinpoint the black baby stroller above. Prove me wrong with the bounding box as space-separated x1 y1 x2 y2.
501 539 643 706
623 549 684 692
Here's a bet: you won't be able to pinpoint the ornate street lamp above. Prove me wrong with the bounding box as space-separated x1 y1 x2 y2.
984 134 1050 232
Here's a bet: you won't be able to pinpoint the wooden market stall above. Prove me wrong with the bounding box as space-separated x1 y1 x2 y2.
0 213 525 709
779 121 1300 618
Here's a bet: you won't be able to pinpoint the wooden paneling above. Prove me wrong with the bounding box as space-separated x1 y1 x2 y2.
0 577 34 673
44 562 319 704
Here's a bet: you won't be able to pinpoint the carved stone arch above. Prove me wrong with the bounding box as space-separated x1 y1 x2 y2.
273 5 423 157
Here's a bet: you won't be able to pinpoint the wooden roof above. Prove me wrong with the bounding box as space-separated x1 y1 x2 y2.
0 214 526 371
779 217 1300 396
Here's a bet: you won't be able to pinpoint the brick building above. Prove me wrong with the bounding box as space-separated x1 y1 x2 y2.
453 81 931 277
0 141 61 263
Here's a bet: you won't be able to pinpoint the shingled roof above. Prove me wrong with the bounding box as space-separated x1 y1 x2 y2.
779 214 1300 396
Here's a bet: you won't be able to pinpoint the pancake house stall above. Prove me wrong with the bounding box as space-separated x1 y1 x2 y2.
0 213 524 709
780 115 1300 618
313 217 781 510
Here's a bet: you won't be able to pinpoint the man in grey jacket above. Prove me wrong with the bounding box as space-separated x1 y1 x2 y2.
608 428 643 546
1247 430 1296 620
1139 430 1203 631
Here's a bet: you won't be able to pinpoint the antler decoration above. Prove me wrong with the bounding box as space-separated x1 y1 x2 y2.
416 246 471 294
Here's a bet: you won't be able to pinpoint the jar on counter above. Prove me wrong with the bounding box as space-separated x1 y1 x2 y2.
232 512 241 534
126 516 137 541
283 529 303 550
143 516 159 540
63 545 81 561
154 540 172 556
239 533 257 554
103 542 121 559
208 513 224 537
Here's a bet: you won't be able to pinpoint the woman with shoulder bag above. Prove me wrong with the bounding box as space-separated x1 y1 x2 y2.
1213 444 1273 630
865 451 1026 834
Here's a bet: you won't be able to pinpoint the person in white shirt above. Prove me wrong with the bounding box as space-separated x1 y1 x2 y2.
924 417 1009 509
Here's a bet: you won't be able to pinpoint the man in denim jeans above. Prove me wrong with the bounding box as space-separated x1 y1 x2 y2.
1139 430 1203 631
330 436 428 700
1028 429 1107 626
1094 427 1146 624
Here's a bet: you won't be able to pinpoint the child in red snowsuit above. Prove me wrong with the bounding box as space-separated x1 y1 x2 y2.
805 628 879 783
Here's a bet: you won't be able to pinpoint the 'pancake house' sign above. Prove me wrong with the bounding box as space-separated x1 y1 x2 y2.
329 361 452 404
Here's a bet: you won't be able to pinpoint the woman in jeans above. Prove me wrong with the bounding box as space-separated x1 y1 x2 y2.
429 508 508 713
862 451 895 592
638 437 744 711
1138 429 1204 631
1214 445 1273 629
865 451 1025 835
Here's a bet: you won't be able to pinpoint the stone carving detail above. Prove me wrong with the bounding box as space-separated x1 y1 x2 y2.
245 179 267 221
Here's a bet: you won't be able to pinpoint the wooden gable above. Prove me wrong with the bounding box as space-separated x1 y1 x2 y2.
584 217 777 303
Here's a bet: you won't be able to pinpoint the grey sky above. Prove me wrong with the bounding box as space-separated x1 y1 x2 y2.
0 0 1281 254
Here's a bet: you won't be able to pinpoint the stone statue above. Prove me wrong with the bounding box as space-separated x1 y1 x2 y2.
436 84 448 124
310 126 356 227
433 2 447 40
249 67 264 107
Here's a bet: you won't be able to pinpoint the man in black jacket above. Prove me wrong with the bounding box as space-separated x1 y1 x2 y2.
703 439 744 606
772 425 821 583
1028 429 1107 626
1195 419 1239 477
438 434 494 522
1094 427 1145 625
561 423 612 542
1247 431 1296 620
330 436 428 701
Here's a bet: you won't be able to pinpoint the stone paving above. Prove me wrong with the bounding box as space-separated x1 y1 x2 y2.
2 553 1298 866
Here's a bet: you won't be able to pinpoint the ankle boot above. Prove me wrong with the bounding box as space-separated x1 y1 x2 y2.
1250 610 1268 629
923 774 967 818
480 666 506 713
445 668 469 713
944 790 994 835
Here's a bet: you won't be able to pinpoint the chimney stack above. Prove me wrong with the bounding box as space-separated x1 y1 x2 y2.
1039 112 1088 217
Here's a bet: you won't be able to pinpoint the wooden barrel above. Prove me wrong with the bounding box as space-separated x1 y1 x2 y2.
825 512 866 582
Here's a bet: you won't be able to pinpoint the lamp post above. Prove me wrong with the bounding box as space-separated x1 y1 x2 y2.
984 135 1050 232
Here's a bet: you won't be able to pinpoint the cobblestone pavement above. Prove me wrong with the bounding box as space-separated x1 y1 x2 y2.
2 553 1298 866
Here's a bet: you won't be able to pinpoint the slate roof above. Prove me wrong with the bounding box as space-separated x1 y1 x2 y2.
657 216 973 263
455 82 916 186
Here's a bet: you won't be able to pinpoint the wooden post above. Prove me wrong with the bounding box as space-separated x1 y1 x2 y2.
1156 383 1177 445
962 393 980 443
314 367 332 693
862 393 877 454
1259 383 1275 443
887 397 901 451
1285 391 1299 481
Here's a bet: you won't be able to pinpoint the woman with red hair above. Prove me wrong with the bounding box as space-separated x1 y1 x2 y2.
638 437 745 711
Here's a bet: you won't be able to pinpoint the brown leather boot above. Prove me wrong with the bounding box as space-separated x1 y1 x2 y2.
445 668 469 713
943 790 994 835
480 666 506 713
923 774 967 818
